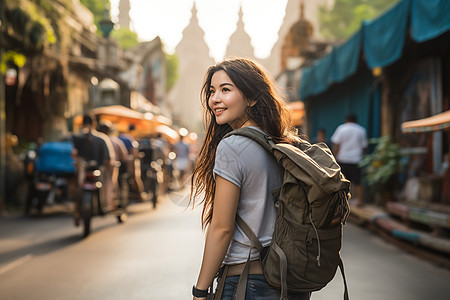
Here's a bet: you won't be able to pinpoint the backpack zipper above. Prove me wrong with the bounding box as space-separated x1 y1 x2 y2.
309 212 321 267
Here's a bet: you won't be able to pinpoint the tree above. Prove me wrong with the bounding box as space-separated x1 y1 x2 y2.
318 0 399 41
79 0 139 49
111 27 139 50
2 0 65 49
165 53 178 92
79 0 110 35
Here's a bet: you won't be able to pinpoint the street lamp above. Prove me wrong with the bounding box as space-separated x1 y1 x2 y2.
99 6 114 38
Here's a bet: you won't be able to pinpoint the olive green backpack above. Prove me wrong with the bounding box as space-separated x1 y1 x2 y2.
216 127 350 300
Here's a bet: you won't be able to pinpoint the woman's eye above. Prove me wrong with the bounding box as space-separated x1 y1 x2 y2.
209 89 215 94
222 88 229 92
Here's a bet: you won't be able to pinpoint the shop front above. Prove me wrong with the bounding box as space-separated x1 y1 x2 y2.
401 110 450 206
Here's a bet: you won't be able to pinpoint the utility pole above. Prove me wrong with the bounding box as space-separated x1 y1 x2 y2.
0 47 5 214
0 0 6 214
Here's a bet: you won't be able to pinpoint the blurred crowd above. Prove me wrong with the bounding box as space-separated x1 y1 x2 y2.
3 114 199 216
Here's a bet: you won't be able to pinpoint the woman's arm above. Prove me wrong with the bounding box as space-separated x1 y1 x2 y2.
193 175 240 299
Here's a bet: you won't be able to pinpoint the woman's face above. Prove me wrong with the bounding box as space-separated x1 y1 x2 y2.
208 70 249 129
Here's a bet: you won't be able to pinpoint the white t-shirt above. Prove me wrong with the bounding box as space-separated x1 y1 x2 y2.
331 122 368 164
213 128 283 264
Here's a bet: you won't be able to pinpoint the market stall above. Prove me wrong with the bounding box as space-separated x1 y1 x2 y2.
401 110 450 205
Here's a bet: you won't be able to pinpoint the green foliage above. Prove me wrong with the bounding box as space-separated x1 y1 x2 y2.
4 0 58 47
0 51 26 73
165 53 179 92
111 27 139 50
359 136 405 193
318 0 399 40
79 0 111 35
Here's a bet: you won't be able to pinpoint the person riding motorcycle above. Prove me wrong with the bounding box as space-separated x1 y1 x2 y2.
72 114 116 225
118 124 145 201
98 120 128 205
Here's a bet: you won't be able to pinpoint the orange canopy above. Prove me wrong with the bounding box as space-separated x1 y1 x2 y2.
155 125 179 143
73 105 155 135
90 105 147 121
401 110 450 133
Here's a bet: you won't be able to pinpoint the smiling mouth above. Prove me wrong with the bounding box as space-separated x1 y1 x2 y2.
215 108 227 114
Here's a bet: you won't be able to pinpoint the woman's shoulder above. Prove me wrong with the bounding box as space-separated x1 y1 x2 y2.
219 134 261 152
217 134 268 165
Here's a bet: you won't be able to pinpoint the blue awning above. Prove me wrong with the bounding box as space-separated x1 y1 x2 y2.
299 0 450 100
310 50 335 96
410 0 450 42
362 0 409 69
299 66 313 100
299 30 362 99
331 30 362 83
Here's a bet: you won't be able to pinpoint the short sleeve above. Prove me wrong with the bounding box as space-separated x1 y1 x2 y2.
361 129 368 148
213 138 243 188
330 127 341 145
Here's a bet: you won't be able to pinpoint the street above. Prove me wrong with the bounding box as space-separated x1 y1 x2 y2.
1 187 449 300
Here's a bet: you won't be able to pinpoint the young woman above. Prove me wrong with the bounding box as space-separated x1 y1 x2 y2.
190 58 311 300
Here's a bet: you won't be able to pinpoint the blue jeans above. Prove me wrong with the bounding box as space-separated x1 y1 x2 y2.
220 275 311 300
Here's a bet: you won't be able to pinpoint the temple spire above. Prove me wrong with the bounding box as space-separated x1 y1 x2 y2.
300 1 305 19
225 5 255 59
170 2 214 132
118 0 131 29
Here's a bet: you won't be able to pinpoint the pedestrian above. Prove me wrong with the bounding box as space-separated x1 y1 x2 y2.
174 133 191 186
313 128 331 149
189 58 311 300
331 113 368 207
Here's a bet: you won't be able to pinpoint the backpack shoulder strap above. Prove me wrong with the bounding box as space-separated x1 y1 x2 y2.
223 127 274 154
234 215 266 300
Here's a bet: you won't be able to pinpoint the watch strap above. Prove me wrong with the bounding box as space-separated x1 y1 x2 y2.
192 285 209 298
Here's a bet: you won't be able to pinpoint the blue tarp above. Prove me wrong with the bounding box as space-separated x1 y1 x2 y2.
36 142 76 174
299 30 361 99
362 0 409 69
310 51 335 96
299 66 314 100
331 30 362 83
307 70 375 143
410 0 450 42
299 0 450 100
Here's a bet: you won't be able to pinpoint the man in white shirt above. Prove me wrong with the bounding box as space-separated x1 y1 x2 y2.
331 114 368 207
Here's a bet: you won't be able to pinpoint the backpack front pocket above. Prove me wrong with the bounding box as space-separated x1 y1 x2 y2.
303 224 342 284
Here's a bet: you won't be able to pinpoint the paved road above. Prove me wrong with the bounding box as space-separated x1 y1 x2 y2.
0 188 449 300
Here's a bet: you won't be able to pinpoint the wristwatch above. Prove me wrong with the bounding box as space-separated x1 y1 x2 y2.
192 285 208 298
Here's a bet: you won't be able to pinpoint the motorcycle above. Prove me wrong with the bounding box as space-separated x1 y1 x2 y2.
141 159 165 208
79 160 127 237
26 173 70 214
25 142 73 215
139 140 165 208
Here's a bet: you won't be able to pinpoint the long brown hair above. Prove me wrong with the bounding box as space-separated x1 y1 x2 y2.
190 58 298 229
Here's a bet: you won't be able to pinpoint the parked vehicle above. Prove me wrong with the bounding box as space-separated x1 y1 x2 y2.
25 141 74 215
